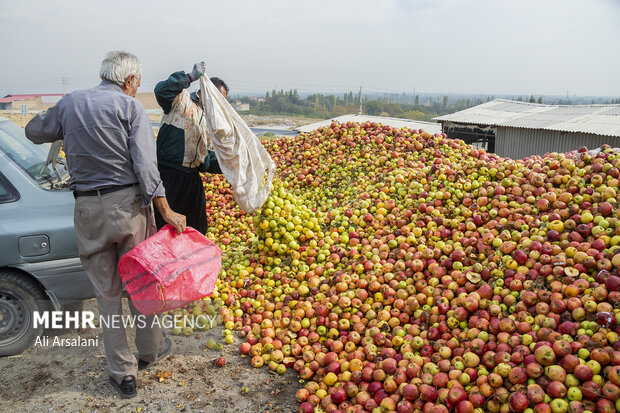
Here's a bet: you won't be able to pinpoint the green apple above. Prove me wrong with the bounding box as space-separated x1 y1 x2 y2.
550 398 568 413
565 374 579 388
586 360 601 375
567 387 582 401
577 348 590 359
592 374 604 386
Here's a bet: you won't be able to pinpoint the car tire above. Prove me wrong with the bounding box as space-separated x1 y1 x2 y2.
0 270 51 356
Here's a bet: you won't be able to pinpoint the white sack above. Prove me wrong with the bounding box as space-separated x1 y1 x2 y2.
199 76 276 213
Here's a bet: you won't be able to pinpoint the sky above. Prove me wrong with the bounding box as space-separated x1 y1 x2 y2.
1 0 619 98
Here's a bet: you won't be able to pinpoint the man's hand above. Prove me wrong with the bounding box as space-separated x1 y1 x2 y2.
189 62 206 82
153 196 186 234
163 210 186 234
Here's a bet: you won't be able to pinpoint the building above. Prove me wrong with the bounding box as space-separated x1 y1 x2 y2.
296 114 442 134
232 101 250 111
0 94 64 111
434 99 620 159
135 92 160 110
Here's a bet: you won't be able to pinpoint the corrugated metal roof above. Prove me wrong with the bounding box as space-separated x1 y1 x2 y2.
296 114 441 134
434 99 620 137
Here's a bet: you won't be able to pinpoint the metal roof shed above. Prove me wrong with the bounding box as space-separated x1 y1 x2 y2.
434 99 620 159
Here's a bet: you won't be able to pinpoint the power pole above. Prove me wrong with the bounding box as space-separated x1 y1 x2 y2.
357 86 363 115
61 77 68 94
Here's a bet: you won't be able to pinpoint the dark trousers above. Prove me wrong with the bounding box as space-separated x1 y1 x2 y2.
155 165 208 234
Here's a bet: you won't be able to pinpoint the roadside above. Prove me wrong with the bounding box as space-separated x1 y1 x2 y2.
1 111 322 136
0 112 33 127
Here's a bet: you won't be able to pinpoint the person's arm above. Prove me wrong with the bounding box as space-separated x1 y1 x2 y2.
154 71 192 114
127 104 186 233
153 196 186 234
25 102 64 144
154 63 205 114
198 150 223 174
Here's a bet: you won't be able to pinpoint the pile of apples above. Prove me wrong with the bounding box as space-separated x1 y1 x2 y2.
197 121 619 413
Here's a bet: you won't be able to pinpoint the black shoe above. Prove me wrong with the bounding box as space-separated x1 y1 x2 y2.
138 337 172 371
109 376 137 399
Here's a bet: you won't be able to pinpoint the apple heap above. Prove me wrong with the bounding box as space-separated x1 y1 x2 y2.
195 121 619 413
203 173 255 248
252 187 323 256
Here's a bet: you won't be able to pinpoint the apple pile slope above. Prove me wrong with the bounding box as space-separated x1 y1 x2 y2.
197 121 619 413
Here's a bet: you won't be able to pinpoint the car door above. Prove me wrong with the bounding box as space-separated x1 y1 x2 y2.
0 119 93 303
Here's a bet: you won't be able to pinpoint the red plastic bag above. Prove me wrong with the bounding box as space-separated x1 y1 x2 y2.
119 225 223 315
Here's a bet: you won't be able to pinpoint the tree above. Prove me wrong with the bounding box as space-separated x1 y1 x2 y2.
315 104 329 118
332 105 348 117
365 100 383 116
529 95 535 103
442 95 448 108
383 103 403 117
537 96 543 104
415 95 420 106
402 110 428 121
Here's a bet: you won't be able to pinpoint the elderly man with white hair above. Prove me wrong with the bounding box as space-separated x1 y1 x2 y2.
25 51 186 398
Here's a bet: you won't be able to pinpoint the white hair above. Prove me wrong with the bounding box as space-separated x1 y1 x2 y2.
99 51 142 87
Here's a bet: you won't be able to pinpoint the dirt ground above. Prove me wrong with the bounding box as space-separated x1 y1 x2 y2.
0 112 35 127
0 299 300 413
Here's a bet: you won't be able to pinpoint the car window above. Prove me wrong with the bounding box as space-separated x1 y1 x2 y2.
0 172 19 203
0 120 69 190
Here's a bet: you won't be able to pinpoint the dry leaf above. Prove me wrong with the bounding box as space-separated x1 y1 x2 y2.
155 370 172 382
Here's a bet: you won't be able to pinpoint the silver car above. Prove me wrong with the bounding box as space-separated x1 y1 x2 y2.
0 115 94 356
